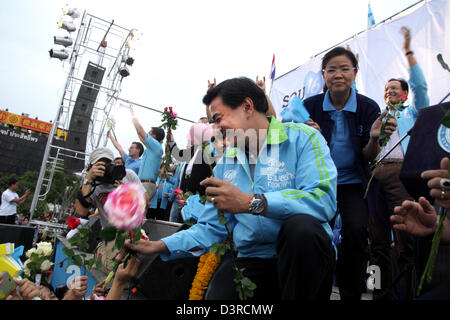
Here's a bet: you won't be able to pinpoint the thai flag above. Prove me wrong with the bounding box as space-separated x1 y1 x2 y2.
368 3 375 27
270 54 276 80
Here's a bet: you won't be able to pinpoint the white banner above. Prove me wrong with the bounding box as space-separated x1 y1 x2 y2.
270 0 450 118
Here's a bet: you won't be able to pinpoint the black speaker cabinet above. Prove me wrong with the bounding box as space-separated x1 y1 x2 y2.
64 62 106 173
134 219 199 300
0 223 35 253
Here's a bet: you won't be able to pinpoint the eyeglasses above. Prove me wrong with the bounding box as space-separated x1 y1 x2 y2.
322 66 357 75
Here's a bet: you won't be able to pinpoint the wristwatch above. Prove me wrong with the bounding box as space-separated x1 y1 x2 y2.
249 194 265 215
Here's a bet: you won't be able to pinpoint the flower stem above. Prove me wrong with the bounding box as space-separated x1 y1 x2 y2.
416 207 447 297
364 164 378 199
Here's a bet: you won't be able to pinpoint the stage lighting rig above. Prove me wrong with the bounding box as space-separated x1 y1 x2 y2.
58 19 77 33
54 36 73 47
49 48 69 60
122 55 134 66
63 6 80 19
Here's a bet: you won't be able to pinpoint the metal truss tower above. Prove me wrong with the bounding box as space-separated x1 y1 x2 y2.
29 10 136 232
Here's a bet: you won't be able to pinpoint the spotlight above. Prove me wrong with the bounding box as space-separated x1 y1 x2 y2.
49 48 69 60
54 36 73 47
63 7 80 19
122 55 134 66
119 66 130 77
58 19 76 32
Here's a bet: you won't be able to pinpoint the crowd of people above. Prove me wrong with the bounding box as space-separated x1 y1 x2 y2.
1 25 449 301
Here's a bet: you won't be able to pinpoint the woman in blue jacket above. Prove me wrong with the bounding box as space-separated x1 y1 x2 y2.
303 46 397 300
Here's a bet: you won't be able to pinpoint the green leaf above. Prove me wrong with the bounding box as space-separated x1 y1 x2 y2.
437 53 450 72
95 258 103 271
62 248 74 256
99 226 117 242
115 233 126 250
79 228 90 236
72 255 83 266
132 226 142 243
440 109 450 128
219 216 227 225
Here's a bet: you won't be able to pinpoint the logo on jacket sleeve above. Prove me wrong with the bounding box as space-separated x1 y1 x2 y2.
438 124 450 153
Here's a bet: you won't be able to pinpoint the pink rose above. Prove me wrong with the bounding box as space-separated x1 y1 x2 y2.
164 107 168 111
178 200 186 206
176 193 182 200
104 183 146 230
174 188 182 196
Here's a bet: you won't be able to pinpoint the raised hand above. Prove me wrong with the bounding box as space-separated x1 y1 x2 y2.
256 76 266 93
207 78 216 90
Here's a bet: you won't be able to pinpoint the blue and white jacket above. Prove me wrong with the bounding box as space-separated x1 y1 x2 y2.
161 117 337 260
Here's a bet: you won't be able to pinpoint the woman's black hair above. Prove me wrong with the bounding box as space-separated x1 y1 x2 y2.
321 46 358 71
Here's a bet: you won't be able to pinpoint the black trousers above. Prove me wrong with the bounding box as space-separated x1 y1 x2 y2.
334 183 370 300
0 215 16 224
204 214 335 300
370 161 414 300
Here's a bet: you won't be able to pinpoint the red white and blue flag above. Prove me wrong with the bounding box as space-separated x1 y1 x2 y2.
270 54 276 80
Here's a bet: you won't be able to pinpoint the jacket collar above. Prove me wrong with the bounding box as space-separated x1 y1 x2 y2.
224 116 288 159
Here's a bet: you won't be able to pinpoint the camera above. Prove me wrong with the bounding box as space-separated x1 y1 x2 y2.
95 162 126 184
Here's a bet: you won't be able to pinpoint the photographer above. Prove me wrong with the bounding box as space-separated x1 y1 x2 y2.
74 148 147 273
74 147 147 228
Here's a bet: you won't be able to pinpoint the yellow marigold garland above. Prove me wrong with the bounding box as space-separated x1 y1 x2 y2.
189 252 221 300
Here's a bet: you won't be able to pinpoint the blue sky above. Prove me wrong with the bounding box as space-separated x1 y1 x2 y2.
0 0 421 154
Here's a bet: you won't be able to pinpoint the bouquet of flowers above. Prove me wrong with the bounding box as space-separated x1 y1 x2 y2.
160 107 178 177
23 242 54 284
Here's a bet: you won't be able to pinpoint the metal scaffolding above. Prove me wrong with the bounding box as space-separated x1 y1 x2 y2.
29 11 136 229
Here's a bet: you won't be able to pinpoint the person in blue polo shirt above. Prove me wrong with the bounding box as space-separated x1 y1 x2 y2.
107 131 144 175
117 77 338 300
130 107 164 201
303 46 397 300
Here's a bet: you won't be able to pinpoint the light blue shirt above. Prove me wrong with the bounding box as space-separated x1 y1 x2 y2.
161 117 337 260
138 133 163 180
323 88 362 185
123 154 141 175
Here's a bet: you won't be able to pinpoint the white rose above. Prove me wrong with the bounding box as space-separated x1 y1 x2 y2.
25 248 36 258
40 260 53 272
37 242 53 256
24 267 31 276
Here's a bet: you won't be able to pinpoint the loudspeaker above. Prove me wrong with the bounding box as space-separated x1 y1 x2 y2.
400 102 450 202
85 216 102 253
64 62 105 173
133 219 199 300
0 223 35 253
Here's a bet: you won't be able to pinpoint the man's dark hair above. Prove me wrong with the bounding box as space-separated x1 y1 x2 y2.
202 77 268 114
133 142 144 157
151 127 165 142
387 78 409 93
114 157 124 164
7 177 18 187
321 46 359 71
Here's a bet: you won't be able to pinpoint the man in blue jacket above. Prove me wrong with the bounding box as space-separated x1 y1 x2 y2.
119 77 338 300
370 26 430 300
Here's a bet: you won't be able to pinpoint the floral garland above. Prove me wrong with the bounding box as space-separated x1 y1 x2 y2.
189 252 221 300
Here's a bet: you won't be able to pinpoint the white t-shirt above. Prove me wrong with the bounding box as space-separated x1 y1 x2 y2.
0 189 19 216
